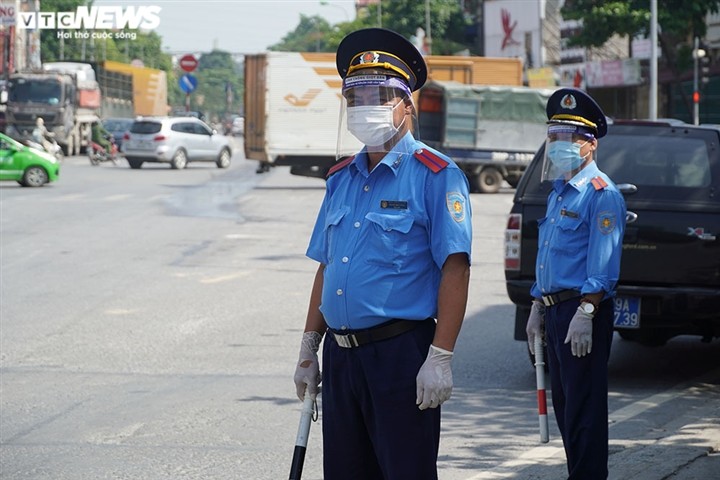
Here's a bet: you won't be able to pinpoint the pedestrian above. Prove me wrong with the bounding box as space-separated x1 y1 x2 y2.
525 88 627 479
292 28 472 480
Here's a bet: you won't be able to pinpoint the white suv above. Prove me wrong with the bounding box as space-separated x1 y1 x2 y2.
123 116 232 170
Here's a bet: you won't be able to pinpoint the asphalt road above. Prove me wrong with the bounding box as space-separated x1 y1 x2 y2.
1 145 718 479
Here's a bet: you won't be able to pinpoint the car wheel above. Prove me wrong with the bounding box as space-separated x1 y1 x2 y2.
216 148 231 168
21 166 49 187
127 158 144 169
171 149 187 169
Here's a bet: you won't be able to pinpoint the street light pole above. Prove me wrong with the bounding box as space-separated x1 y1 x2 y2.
649 0 658 120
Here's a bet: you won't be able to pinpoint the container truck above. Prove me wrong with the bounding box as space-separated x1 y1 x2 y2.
417 81 554 193
244 51 524 180
5 61 167 155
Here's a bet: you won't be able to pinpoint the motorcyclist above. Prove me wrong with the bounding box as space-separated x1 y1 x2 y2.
91 120 113 157
32 117 55 153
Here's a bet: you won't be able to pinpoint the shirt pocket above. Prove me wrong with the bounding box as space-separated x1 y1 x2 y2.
551 216 587 253
365 211 415 268
324 205 350 263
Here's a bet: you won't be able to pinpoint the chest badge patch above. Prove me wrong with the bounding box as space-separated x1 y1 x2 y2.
446 192 466 222
598 211 617 234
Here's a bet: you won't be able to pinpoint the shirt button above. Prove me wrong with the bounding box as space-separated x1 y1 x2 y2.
363 185 370 192
544 241 549 246
342 256 349 263
336 289 343 295
354 221 361 228
550 218 555 223
558 196 562 201
540 265 544 269
340 325 347 331
542 288 547 293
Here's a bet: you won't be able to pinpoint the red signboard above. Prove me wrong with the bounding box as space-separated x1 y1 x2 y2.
179 54 198 73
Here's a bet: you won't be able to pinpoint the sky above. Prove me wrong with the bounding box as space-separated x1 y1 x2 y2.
94 0 358 55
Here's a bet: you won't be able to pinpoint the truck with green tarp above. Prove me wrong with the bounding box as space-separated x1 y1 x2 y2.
417 81 554 193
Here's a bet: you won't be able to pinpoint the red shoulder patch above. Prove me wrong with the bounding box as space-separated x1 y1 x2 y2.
591 176 608 190
413 148 448 173
326 156 354 178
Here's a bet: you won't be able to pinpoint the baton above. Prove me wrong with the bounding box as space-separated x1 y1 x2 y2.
288 394 317 480
534 336 549 443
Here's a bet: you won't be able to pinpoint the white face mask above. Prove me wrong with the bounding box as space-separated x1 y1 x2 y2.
346 103 404 146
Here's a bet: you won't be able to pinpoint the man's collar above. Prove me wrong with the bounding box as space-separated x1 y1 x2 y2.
554 161 600 192
351 132 415 177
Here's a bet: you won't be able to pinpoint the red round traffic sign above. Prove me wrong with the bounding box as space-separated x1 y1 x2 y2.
179 54 198 72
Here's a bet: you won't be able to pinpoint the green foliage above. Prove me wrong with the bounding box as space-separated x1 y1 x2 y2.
561 0 720 51
269 0 474 55
186 50 244 120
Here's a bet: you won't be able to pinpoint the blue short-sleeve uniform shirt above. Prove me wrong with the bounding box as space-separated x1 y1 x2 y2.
306 133 472 330
531 162 626 300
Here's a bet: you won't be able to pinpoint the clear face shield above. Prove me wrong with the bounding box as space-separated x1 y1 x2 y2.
541 124 595 182
337 74 419 161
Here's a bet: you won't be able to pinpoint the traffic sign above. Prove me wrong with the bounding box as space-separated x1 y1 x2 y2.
179 74 198 93
179 54 198 72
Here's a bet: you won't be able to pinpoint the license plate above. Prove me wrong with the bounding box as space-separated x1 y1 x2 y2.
613 296 641 329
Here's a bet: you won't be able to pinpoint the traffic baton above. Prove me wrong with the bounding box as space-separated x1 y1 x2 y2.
288 394 317 480
534 336 549 443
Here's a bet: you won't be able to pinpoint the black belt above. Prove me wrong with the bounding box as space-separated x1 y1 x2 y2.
541 289 581 307
329 318 432 349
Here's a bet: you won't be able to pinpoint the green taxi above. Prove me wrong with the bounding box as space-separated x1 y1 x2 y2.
0 132 60 187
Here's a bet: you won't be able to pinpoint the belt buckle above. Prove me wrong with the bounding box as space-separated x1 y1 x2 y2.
542 295 555 307
334 333 359 348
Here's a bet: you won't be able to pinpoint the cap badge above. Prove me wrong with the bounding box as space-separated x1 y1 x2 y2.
560 94 577 110
359 51 380 64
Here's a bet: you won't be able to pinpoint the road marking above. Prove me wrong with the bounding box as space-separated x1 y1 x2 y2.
464 366 720 479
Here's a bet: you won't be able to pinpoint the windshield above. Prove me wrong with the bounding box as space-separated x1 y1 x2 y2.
104 119 133 132
9 79 62 105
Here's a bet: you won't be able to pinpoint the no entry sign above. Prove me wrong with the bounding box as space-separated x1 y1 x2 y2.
179 54 198 72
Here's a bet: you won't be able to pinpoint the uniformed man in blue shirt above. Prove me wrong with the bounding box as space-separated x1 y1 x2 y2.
526 88 626 480
293 28 472 480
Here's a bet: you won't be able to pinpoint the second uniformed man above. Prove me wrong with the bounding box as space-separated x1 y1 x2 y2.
526 88 626 479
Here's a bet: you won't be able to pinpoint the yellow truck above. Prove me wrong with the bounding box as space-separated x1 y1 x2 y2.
244 52 524 179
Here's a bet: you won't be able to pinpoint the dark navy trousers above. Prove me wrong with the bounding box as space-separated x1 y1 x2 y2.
545 298 614 480
321 319 440 480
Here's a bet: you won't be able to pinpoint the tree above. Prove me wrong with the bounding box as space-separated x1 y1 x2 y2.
187 50 244 120
269 0 474 55
561 0 720 116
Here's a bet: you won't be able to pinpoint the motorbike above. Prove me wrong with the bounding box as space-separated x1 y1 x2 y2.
88 135 120 165
24 138 64 162
6 123 65 162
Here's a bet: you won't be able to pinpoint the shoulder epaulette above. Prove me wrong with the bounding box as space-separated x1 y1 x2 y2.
591 176 608 190
326 156 354 178
413 148 449 173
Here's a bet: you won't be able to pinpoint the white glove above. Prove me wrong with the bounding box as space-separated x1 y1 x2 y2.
293 331 323 401
416 345 453 410
564 308 594 357
526 300 545 355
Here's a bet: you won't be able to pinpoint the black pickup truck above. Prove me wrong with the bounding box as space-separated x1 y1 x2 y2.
504 120 720 347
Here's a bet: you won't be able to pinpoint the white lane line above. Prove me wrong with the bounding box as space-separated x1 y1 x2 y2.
463 366 720 480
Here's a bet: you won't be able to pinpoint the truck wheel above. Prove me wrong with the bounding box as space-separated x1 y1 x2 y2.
171 149 187 169
127 158 144 169
477 167 503 194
